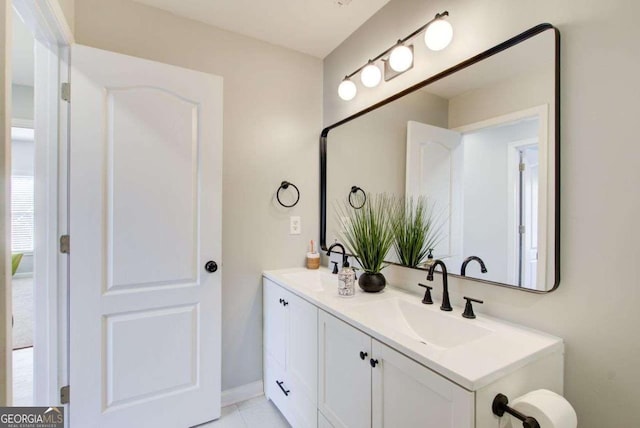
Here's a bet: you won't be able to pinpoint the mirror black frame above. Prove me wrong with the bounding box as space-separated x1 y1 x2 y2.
319 23 560 293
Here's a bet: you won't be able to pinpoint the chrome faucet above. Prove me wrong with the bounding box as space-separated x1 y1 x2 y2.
460 256 487 276
426 260 452 311
326 242 349 274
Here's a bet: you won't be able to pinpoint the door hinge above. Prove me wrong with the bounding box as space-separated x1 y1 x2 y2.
519 225 526 234
61 82 70 102
60 385 70 404
60 235 70 254
519 162 526 172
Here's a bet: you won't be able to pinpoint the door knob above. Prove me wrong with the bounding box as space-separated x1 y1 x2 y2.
370 358 379 368
359 351 368 360
205 261 218 273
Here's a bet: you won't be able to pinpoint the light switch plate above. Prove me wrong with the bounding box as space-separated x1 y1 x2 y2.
290 216 301 235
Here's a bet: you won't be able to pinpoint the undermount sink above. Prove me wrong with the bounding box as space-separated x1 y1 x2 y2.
280 270 336 292
351 298 493 349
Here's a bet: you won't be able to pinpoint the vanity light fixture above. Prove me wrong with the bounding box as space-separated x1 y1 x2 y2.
338 78 357 101
337 10 453 101
360 61 382 88
388 43 414 72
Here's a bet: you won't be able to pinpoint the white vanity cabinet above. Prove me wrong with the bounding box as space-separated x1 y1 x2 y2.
318 311 473 428
262 269 564 428
263 278 318 428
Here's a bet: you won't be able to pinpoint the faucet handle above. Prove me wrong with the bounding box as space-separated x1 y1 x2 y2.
331 261 339 274
462 296 484 319
418 283 434 305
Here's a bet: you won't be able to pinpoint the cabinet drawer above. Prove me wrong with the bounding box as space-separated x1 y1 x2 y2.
264 354 292 423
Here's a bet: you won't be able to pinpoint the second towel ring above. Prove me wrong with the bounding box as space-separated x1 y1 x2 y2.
277 181 300 208
349 186 366 209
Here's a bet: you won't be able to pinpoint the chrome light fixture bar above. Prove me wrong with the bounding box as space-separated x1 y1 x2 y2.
338 11 453 101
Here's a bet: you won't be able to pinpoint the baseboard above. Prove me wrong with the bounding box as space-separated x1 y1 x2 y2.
221 380 264 407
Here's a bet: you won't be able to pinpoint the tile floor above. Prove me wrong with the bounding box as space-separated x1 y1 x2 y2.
200 396 290 428
12 348 287 428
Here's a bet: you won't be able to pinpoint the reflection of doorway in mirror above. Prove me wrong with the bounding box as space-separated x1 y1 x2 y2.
459 113 542 288
520 145 539 288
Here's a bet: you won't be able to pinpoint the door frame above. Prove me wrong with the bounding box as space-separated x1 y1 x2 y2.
453 105 548 291
506 138 538 286
8 0 73 407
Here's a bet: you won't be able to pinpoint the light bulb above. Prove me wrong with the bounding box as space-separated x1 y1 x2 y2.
360 63 382 88
424 18 453 51
338 78 357 101
388 45 413 72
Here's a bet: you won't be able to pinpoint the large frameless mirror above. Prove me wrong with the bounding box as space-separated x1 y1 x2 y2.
320 24 560 292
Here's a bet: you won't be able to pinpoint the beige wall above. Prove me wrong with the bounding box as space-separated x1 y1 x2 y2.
326 90 447 244
74 0 322 390
448 71 554 129
324 0 640 426
11 84 32 121
56 0 74 34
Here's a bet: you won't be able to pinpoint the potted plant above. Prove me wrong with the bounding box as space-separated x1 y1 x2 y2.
337 193 395 292
391 196 441 268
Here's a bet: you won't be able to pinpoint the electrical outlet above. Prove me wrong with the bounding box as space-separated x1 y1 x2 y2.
290 216 301 235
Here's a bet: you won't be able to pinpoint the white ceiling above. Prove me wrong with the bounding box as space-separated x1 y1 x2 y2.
130 0 390 58
12 8 34 87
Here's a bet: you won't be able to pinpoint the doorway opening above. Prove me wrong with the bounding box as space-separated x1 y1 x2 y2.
9 1 71 410
10 7 35 406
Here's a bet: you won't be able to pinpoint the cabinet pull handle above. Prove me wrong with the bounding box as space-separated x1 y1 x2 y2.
370 358 379 368
279 298 284 304
282 300 288 306
359 351 368 360
276 380 290 396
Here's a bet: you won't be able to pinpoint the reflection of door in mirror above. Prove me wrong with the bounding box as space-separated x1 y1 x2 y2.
407 107 547 289
520 145 539 288
455 107 547 290
405 122 462 261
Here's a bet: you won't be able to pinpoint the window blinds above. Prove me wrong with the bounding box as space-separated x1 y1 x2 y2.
11 175 34 253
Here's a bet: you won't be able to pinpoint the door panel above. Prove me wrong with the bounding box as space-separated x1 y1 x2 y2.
108 88 199 290
406 121 463 258
70 45 222 428
372 340 474 428
318 311 371 428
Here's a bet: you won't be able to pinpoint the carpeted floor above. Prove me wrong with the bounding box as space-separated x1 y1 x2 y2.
12 277 34 349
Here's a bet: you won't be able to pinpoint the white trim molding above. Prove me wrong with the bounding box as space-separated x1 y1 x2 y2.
13 0 74 46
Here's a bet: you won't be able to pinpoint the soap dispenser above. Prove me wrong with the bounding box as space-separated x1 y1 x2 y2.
338 258 356 297
423 249 435 269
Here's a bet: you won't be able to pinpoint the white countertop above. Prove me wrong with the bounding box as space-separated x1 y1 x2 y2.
263 267 563 391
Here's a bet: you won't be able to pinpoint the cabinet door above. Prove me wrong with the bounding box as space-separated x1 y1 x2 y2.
371 340 474 428
319 311 372 428
264 279 287 369
288 293 318 428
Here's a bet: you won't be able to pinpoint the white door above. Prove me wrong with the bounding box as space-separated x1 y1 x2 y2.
318 311 371 428
69 45 222 427
406 121 463 259
521 146 539 288
371 340 474 428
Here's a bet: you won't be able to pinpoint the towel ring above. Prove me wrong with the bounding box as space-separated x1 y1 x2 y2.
349 186 366 209
277 181 300 208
